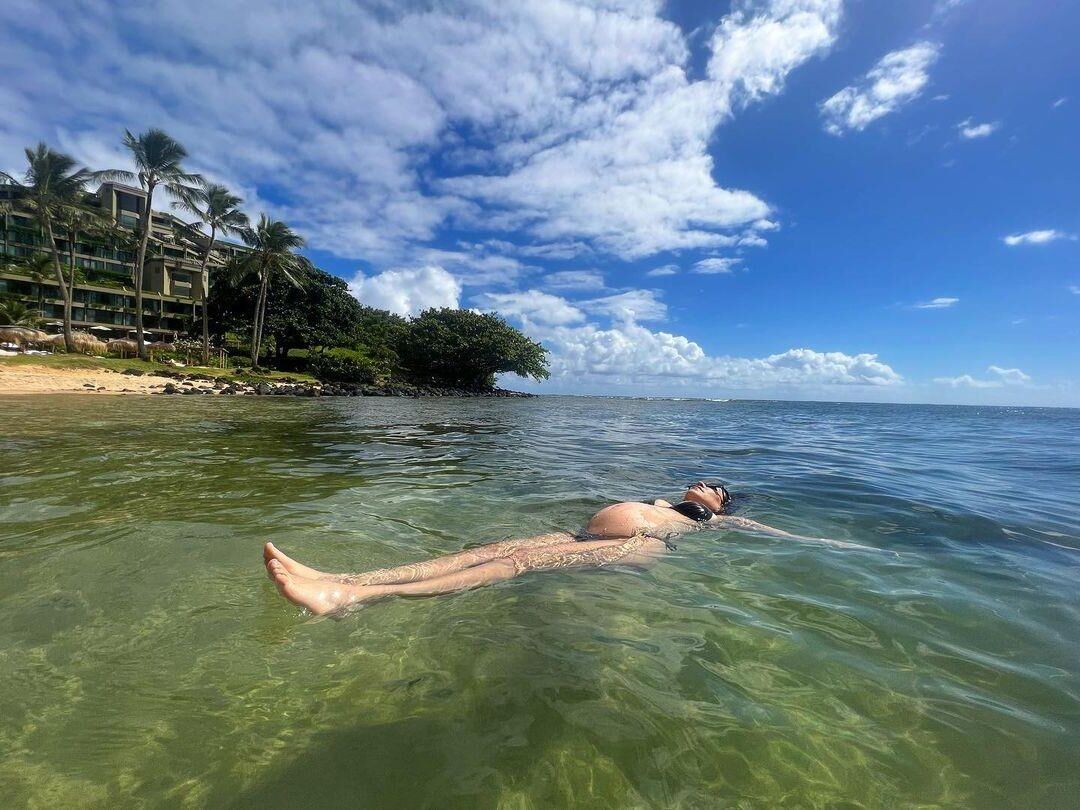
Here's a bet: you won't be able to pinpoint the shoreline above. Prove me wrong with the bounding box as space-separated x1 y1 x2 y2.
0 362 533 398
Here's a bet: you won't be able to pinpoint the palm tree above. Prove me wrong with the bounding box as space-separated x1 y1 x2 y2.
235 215 306 365
106 129 203 359
0 144 94 351
0 299 38 326
20 252 53 316
55 203 107 330
173 184 249 365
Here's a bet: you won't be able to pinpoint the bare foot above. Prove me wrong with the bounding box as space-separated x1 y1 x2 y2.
263 542 336 581
266 559 369 615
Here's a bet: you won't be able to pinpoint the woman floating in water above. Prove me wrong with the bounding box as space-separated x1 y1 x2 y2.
265 481 857 615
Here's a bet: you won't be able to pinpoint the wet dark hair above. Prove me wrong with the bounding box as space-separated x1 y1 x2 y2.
671 501 714 522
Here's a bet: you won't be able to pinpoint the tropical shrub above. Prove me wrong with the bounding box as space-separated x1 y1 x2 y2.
307 349 379 385
398 308 549 388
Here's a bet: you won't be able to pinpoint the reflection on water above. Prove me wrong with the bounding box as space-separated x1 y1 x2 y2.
0 395 1078 807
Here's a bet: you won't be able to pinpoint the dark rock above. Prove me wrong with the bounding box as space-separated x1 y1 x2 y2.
163 382 178 394
122 368 145 376
255 383 272 396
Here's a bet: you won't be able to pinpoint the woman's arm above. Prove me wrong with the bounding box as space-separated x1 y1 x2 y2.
711 515 878 551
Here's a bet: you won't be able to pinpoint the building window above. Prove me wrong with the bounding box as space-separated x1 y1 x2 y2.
116 191 144 214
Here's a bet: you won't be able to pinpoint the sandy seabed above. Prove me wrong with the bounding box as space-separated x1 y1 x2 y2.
0 363 176 395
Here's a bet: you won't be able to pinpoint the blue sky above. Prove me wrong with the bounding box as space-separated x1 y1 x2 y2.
2 0 1077 404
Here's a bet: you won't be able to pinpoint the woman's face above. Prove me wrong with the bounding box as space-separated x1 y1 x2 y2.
684 482 727 512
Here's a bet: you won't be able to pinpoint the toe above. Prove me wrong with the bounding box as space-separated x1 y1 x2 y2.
268 559 289 584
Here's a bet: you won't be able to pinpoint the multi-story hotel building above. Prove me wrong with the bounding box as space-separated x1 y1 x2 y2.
0 182 245 337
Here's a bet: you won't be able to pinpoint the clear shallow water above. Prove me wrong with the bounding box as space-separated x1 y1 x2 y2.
0 395 1078 808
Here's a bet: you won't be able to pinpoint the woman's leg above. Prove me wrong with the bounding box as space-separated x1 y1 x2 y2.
266 535 665 615
267 556 520 614
264 532 576 586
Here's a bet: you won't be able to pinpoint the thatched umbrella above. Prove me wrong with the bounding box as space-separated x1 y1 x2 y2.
0 327 48 347
107 338 139 358
47 331 108 355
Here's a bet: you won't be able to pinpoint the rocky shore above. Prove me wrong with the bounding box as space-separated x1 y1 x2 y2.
146 369 533 398
0 362 534 397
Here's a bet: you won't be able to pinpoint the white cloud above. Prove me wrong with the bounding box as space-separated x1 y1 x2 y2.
477 285 903 392
1052 97 1068 109
539 321 902 388
708 0 842 106
349 265 461 317
692 257 741 274
646 264 679 277
987 365 1031 384
543 270 606 291
1002 229 1074 246
416 247 531 287
475 290 586 326
582 289 668 322
957 118 1000 139
443 0 843 258
1070 285 1080 295
820 42 940 135
915 297 959 309
935 365 1031 388
0 0 846 264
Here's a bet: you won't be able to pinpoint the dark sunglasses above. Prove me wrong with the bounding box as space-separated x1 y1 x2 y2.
688 482 730 504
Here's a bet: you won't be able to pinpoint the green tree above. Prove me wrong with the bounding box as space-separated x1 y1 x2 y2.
0 144 95 351
107 129 203 359
16 252 54 316
55 203 107 330
0 298 38 326
262 266 363 361
399 308 549 389
172 184 249 364
234 215 306 365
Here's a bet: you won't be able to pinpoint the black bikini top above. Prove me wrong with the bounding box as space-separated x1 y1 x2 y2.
669 501 714 522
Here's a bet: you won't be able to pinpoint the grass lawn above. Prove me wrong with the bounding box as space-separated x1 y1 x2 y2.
0 353 318 383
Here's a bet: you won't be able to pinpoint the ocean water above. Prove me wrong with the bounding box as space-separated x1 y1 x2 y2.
0 395 1077 808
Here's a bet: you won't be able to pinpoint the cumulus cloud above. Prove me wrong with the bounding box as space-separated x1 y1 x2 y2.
935 365 1031 388
957 118 1000 139
540 321 902 388
915 297 959 309
1002 229 1074 246
820 42 940 135
692 257 741 274
480 285 902 391
349 265 461 316
474 290 586 326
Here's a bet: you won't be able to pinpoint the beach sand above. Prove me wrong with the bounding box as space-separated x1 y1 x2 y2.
0 363 177 395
